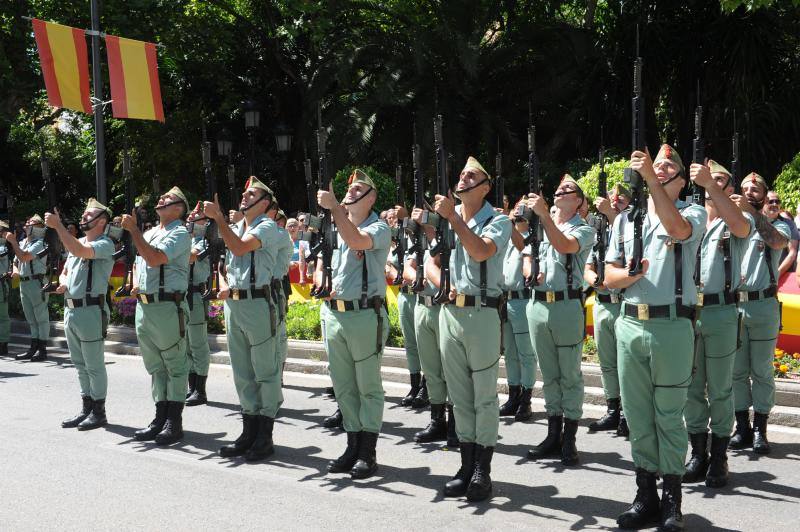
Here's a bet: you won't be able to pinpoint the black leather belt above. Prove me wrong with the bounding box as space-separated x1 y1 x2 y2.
137 292 186 304
20 274 44 282
698 291 736 307
622 302 695 321
737 285 778 302
447 294 502 309
190 283 207 292
65 295 104 309
505 289 532 300
416 295 441 307
327 297 385 312
596 293 621 304
533 288 582 303
228 288 267 301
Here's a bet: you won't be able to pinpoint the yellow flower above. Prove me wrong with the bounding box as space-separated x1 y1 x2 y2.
775 348 785 356
780 364 789 373
794 353 800 360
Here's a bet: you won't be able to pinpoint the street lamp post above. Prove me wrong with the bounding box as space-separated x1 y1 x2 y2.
217 129 236 211
242 101 260 176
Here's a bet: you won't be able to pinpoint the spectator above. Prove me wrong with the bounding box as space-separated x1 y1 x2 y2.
768 192 798 277
286 217 309 284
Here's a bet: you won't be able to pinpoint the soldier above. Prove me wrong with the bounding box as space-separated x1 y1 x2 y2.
122 187 192 446
604 145 707 531
498 210 536 422
584 184 631 436
6 215 50 361
317 169 390 480
730 177 790 455
272 209 293 369
1 220 13 356
45 199 116 430
682 160 752 488
428 157 510 502
184 203 212 407
524 175 595 465
203 177 283 462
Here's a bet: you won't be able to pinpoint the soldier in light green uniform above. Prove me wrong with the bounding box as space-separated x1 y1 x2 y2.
605 145 707 531
204 177 283 462
426 157 510 502
683 160 753 488
7 215 50 361
730 174 790 455
523 175 595 465
499 215 536 422
318 169 390 480
584 184 630 436
0 220 11 356
272 209 293 368
122 187 192 446
45 199 116 430
183 203 212 407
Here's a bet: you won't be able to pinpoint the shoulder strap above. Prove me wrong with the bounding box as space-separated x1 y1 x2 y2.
479 216 494 302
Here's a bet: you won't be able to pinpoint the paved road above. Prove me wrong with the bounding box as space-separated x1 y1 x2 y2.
1 349 799 531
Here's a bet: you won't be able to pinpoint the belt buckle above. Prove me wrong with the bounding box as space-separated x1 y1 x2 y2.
66 299 76 309
697 293 704 307
546 291 555 303
738 291 748 303
138 293 148 305
637 303 649 320
455 293 466 307
231 289 240 301
335 300 346 312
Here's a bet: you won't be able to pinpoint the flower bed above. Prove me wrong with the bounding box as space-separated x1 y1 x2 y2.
774 348 800 380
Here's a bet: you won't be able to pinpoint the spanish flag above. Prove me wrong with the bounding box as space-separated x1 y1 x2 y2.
32 19 92 114
106 35 164 122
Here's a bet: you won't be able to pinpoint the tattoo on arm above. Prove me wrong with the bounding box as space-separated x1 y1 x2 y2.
754 213 789 250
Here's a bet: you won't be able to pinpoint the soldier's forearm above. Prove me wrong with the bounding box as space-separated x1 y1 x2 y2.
754 213 789 250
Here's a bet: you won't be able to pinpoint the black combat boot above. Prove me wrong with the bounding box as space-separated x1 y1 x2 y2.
706 434 730 488
515 387 533 422
683 432 709 483
415 404 447 443
62 396 93 428
616 468 661 529
30 339 47 362
350 431 378 479
323 407 343 429
325 386 335 396
0 342 8 356
660 474 685 531
528 415 563 459
617 407 630 438
466 445 494 502
245 416 275 461
446 404 460 448
561 418 579 465
186 375 208 406
15 338 38 360
499 385 521 417
186 372 197 399
134 401 169 441
444 442 475 497
77 399 107 431
752 412 771 454
729 410 753 449
411 377 430 408
219 414 258 457
589 398 621 432
402 372 422 407
154 401 184 445
327 432 360 472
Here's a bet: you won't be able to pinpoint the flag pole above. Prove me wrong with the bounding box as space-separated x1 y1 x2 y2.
90 0 107 203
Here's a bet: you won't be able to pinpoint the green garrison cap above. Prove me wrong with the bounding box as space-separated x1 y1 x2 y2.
27 214 44 225
244 176 275 197
707 159 732 179
462 156 492 181
86 197 112 217
654 144 685 175
348 168 376 190
742 172 768 192
165 186 189 211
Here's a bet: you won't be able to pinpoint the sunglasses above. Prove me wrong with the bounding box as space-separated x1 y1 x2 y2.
768 199 781 206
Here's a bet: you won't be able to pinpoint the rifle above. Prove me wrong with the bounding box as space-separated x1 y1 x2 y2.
428 114 452 303
227 162 237 214
623 27 646 276
309 103 336 298
199 125 224 300
114 145 141 297
390 155 406 285
690 81 705 206
495 137 504 210
519 101 543 288
404 121 427 293
38 142 62 293
593 131 608 287
731 111 740 194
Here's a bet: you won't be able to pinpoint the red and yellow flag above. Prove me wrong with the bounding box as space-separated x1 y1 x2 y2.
106 35 164 122
32 19 92 114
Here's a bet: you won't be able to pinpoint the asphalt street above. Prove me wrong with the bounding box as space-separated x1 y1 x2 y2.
1 348 799 531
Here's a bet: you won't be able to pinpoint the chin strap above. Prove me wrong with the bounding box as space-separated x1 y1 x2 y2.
454 178 489 199
342 187 374 206
155 199 185 211
79 211 107 232
240 193 274 214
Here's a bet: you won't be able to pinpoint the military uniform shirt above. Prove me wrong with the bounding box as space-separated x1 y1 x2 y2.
501 231 527 291
17 237 46 277
449 201 511 297
420 249 438 297
274 226 293 279
225 214 280 289
135 220 191 293
190 235 210 286
739 216 791 292
64 236 115 298
586 222 621 296
697 213 755 294
605 199 707 306
0 240 8 276
528 213 595 292
331 211 390 300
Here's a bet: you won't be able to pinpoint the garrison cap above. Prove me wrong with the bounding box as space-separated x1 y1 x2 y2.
348 169 376 190
654 144 685 176
244 176 275 197
165 186 190 212
560 174 584 196
27 214 44 225
742 172 768 192
462 156 491 181
86 197 112 217
277 209 287 222
707 159 732 179
0 220 8 230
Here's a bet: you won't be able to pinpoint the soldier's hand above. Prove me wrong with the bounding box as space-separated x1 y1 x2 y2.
536 272 544 285
594 197 613 217
393 205 409 220
585 269 598 287
434 191 455 221
411 207 426 225
203 194 224 222
120 209 138 231
218 287 230 300
54 284 66 294
630 148 658 184
317 182 339 210
44 209 62 229
731 194 755 215
690 162 713 188
627 258 650 277
527 193 549 218
130 286 140 297
449 287 457 301
229 209 244 224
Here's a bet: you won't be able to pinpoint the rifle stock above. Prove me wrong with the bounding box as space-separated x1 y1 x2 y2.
310 103 335 299
731 111 740 194
114 147 139 297
690 81 705 206
430 114 451 303
593 138 608 287
520 101 543 288
623 29 646 277
39 144 62 293
391 160 406 285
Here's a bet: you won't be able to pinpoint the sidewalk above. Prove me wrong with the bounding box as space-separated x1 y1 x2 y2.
10 319 800 426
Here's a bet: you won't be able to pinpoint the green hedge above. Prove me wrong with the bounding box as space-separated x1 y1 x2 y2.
773 151 800 213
